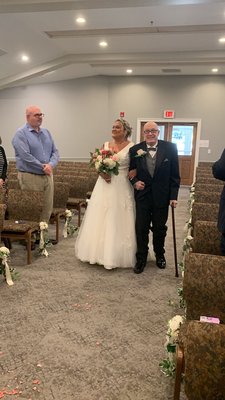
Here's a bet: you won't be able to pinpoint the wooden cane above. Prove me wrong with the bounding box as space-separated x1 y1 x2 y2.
171 205 179 277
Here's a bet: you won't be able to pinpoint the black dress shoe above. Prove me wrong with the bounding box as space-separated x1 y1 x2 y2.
156 255 166 269
134 261 146 274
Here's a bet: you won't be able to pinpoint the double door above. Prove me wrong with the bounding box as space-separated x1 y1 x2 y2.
139 121 198 185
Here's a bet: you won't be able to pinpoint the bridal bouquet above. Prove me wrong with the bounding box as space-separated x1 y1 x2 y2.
90 148 120 176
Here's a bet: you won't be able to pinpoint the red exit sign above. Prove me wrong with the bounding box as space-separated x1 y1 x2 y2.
164 110 174 118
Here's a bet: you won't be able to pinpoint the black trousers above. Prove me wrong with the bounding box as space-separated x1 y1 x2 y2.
135 193 168 263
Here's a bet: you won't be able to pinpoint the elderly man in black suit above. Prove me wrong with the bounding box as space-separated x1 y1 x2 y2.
212 149 225 256
129 120 180 274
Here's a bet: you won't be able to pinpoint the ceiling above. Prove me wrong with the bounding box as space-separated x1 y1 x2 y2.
1 0 225 90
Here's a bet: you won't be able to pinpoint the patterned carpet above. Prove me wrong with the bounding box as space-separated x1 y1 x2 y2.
0 187 189 400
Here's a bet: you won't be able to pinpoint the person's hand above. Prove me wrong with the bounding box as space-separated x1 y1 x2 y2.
134 180 145 190
43 163 53 175
0 179 4 187
170 200 178 208
99 172 111 183
128 169 137 180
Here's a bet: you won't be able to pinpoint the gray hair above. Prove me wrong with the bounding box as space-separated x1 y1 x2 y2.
116 118 133 138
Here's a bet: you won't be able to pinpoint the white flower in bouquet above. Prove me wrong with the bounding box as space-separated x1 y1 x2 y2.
103 157 116 169
90 147 120 176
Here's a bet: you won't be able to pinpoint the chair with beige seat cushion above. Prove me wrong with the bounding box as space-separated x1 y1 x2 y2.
174 321 225 400
1 189 44 264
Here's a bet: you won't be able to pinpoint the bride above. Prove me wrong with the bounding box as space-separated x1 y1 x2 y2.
75 118 137 270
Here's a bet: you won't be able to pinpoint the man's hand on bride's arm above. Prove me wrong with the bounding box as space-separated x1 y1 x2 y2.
134 181 145 190
99 172 111 183
128 169 137 180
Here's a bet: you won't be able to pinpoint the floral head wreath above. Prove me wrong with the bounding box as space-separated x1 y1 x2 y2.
117 118 133 138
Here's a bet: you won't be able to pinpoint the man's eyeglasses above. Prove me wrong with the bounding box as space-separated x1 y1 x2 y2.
144 129 159 134
33 113 44 118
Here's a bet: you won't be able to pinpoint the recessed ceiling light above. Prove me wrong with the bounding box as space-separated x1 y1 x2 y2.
212 68 218 72
21 54 30 62
219 37 225 43
126 69 133 74
99 41 108 48
76 17 86 24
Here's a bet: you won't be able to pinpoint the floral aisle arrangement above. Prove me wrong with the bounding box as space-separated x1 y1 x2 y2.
160 315 185 377
39 222 50 257
160 191 193 379
63 209 78 238
0 246 14 286
90 148 120 176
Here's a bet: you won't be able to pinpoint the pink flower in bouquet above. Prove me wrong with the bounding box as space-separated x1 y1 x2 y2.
90 147 120 176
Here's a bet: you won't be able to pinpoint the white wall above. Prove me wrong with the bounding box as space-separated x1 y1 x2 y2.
1 74 225 161
0 76 109 160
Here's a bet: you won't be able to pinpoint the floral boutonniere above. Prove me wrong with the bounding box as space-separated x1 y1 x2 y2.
135 149 147 158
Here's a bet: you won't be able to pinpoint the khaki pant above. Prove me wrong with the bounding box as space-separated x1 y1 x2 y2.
18 172 54 223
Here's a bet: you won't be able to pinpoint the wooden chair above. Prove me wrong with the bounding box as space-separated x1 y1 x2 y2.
194 183 223 193
66 176 90 226
191 202 219 228
50 182 70 242
1 189 43 264
0 203 6 239
194 191 220 204
183 252 225 322
195 176 224 185
174 321 225 400
0 187 7 204
192 220 221 255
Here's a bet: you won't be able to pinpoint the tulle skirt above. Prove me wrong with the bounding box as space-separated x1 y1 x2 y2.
75 172 136 269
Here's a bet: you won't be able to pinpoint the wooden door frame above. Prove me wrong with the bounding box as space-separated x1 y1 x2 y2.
136 117 201 182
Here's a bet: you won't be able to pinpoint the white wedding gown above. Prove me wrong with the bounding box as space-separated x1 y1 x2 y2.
75 142 137 269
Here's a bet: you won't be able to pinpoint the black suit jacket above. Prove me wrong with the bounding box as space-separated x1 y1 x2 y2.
129 140 180 208
212 149 225 233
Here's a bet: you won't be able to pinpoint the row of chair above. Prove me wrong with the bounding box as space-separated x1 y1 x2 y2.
7 161 98 226
173 166 225 399
0 183 69 264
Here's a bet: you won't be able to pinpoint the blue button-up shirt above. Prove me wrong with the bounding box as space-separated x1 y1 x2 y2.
12 123 59 175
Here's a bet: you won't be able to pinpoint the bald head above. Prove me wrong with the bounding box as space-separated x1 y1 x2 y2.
26 105 43 131
143 120 160 146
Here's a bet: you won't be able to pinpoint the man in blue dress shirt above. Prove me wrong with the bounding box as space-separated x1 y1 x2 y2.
12 105 59 223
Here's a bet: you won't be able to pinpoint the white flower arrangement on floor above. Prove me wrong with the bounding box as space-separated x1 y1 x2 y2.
0 246 14 286
160 315 185 377
63 209 78 238
39 222 49 257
